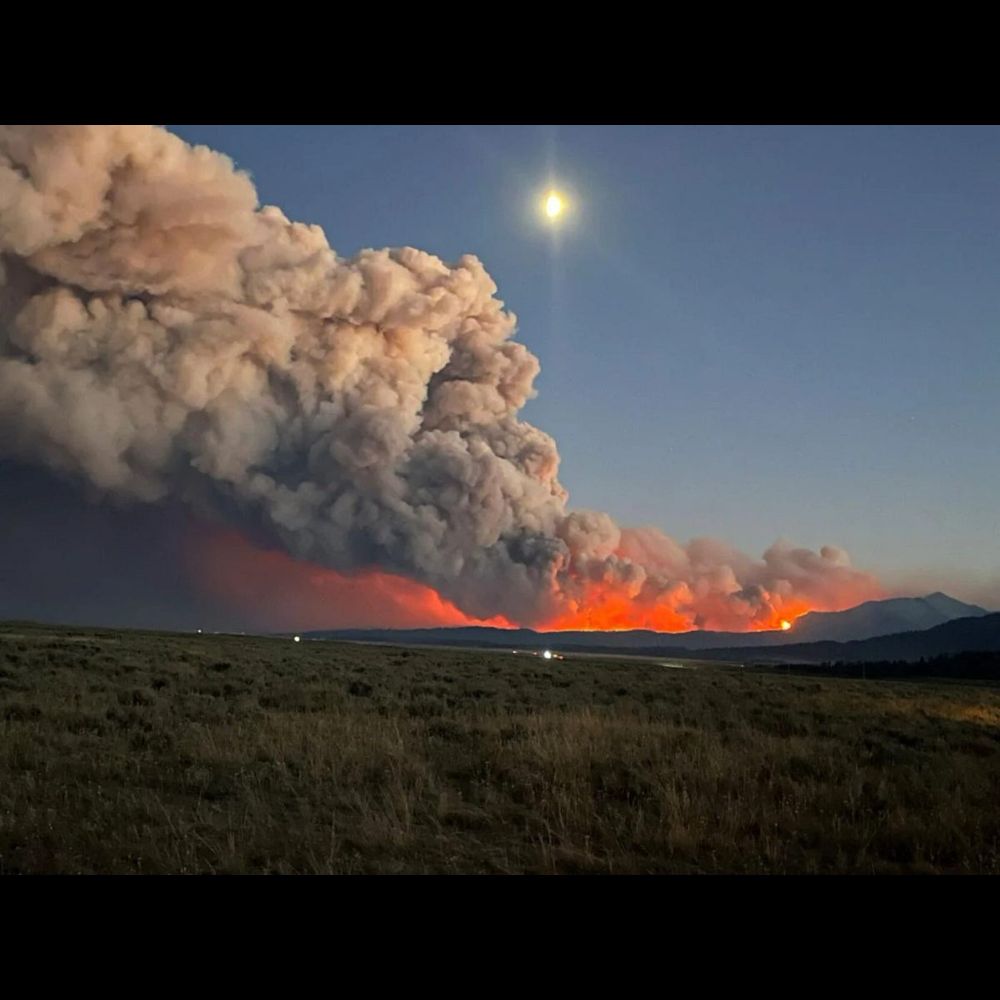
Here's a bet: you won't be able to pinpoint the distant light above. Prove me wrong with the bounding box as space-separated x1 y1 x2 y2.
541 189 568 223
293 635 301 643
196 629 202 634
543 649 553 660
780 620 792 631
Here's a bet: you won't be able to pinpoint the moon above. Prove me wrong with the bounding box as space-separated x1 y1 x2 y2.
542 189 566 221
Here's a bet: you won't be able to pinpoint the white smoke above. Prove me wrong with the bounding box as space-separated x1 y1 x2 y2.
0 125 880 628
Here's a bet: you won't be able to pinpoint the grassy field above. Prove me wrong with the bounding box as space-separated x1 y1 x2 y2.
1 621 999 874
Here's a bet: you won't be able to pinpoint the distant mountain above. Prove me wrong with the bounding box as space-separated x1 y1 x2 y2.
308 611 1000 668
784 592 989 644
305 593 989 652
696 612 1000 665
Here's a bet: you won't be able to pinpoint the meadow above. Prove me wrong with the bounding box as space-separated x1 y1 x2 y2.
1 620 999 874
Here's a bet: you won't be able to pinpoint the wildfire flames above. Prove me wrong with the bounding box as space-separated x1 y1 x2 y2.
540 584 817 633
192 527 866 635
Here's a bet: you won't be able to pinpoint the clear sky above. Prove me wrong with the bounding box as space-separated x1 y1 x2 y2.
167 125 1000 604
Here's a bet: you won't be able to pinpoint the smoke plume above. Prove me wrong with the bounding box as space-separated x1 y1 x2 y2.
0 125 881 630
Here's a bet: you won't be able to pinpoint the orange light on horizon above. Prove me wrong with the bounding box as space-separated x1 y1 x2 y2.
187 527 515 632
542 585 824 635
186 526 877 637
542 586 694 633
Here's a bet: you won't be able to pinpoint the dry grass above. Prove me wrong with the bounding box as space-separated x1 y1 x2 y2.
1 621 999 874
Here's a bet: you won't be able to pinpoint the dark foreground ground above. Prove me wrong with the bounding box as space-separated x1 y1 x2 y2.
2 621 999 874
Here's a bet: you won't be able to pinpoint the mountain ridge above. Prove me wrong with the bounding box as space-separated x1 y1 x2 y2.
304 592 989 651
307 612 1000 667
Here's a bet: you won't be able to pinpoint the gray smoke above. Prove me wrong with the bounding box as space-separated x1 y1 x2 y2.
0 125 880 628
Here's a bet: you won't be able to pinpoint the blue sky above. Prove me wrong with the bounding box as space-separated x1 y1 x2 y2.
169 125 1000 604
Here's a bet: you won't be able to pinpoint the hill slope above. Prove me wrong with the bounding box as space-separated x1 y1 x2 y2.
787 592 988 644
307 593 990 651
677 613 1000 665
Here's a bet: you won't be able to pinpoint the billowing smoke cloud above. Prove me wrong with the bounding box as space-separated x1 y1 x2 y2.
0 125 881 631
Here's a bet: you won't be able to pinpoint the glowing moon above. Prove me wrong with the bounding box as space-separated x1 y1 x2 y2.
542 190 566 221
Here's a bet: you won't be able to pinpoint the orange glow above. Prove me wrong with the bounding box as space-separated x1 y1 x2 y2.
185 525 877 636
752 600 813 632
542 588 823 634
541 585 693 633
187 527 513 631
